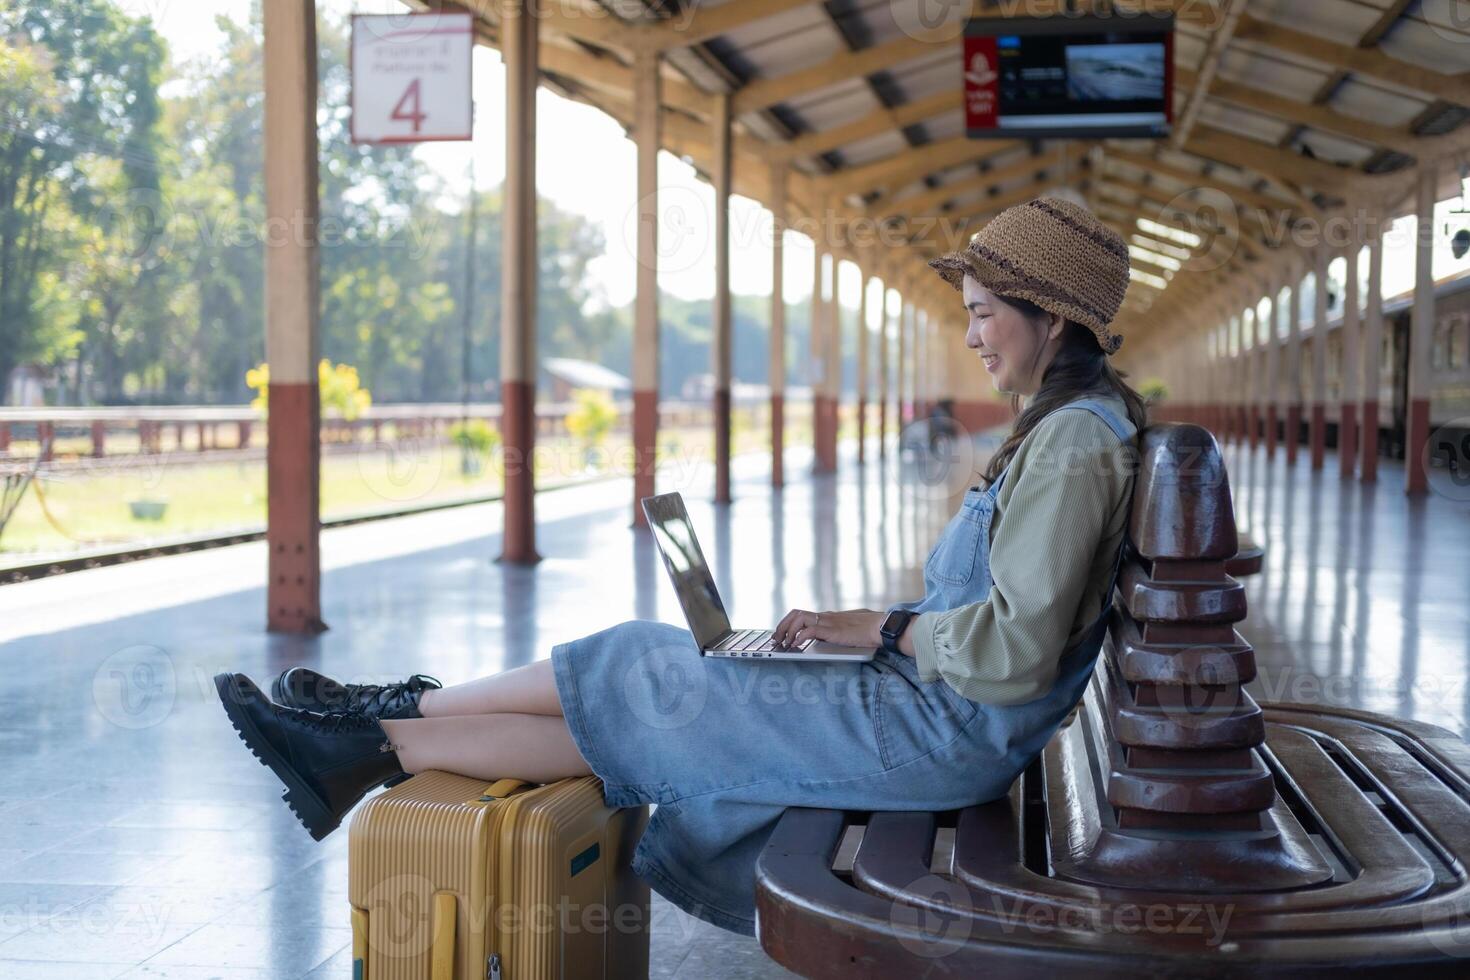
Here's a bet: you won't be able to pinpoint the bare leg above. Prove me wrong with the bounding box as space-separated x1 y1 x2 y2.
381 713 592 783
417 658 562 717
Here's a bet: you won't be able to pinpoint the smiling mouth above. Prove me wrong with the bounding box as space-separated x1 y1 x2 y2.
981 354 999 370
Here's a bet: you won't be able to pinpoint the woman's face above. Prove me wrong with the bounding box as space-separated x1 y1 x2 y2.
961 275 1063 396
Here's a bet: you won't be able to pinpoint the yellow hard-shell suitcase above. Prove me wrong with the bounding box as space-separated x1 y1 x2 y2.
348 771 650 980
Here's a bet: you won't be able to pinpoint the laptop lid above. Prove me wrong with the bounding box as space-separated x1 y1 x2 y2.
640 492 732 649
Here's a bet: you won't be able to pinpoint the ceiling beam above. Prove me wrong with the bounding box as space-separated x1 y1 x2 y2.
1233 12 1470 106
770 92 961 164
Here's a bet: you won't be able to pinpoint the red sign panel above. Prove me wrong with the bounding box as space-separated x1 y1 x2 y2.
962 34 999 132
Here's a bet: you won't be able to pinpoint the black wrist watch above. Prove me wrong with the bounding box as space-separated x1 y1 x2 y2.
879 609 915 655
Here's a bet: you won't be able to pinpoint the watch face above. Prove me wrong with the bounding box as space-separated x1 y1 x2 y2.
881 610 907 636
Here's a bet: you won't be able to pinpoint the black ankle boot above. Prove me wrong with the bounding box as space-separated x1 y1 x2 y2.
215 673 411 840
270 667 441 721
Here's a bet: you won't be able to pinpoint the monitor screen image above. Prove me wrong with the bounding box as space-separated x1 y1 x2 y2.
964 14 1173 139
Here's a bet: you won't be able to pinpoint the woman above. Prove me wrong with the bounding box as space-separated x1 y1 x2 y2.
214 196 1146 937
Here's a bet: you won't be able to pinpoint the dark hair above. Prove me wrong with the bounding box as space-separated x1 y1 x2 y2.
979 292 1148 488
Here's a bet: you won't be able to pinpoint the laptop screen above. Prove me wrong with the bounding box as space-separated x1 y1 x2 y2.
641 493 731 649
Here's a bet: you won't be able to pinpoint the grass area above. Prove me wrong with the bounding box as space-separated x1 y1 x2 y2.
0 405 846 565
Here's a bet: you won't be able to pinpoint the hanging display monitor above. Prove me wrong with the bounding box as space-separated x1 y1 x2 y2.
964 14 1173 139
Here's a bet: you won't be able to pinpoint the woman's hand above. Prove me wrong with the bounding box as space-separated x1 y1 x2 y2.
773 608 885 650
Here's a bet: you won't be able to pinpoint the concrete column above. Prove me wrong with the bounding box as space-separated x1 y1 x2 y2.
1265 279 1280 458
857 270 869 464
711 91 732 504
878 279 890 459
1245 305 1259 449
1286 262 1302 464
896 293 909 427
1339 243 1361 478
769 163 786 489
631 48 661 526
1406 162 1436 495
263 0 322 633
1310 245 1329 470
810 243 827 472
825 255 840 470
818 253 839 472
499 0 541 559
1361 216 1385 482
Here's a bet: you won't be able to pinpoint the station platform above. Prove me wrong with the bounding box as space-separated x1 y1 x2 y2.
0 434 1465 977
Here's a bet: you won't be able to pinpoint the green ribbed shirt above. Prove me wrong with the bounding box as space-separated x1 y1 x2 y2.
910 393 1139 706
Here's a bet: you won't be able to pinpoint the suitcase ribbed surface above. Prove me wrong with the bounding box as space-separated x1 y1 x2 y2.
349 771 650 980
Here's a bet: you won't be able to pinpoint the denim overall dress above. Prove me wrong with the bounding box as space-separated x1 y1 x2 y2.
550 398 1136 936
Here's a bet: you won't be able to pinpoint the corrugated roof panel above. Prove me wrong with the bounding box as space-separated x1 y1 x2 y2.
1378 16 1470 73
837 129 912 167
1250 0 1382 47
1291 129 1377 166
786 79 881 129
922 109 965 142
1197 101 1293 143
722 10 846 78
876 49 960 102
1216 48 1327 101
1327 78 1428 127
712 5 840 59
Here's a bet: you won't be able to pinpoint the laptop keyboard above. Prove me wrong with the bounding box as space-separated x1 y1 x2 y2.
716 629 813 654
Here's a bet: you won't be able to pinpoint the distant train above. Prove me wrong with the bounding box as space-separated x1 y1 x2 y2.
1298 273 1470 462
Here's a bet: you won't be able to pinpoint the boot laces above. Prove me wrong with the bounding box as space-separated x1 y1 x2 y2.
344 674 440 718
301 708 378 735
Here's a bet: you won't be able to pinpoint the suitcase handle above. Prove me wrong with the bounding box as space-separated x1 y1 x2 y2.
477 778 530 801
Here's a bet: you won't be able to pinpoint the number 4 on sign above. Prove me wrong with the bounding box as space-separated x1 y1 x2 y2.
391 79 427 133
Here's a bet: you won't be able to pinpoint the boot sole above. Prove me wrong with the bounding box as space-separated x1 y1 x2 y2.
214 673 339 841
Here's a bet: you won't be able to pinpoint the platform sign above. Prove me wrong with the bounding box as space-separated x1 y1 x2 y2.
351 12 472 144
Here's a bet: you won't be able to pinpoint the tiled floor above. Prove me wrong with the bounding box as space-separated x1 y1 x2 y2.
1 432 1465 977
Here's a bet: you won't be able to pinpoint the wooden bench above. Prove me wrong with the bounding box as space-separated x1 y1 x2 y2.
755 423 1470 976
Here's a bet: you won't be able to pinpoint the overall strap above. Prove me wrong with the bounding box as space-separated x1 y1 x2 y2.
989 397 1132 494
1050 397 1133 442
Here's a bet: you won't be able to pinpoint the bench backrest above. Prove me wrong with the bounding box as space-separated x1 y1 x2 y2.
1099 423 1271 832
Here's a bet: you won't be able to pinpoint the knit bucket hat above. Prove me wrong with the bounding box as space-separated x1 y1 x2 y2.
927 196 1130 355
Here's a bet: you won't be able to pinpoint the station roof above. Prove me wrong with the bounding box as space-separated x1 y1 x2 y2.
431 0 1470 354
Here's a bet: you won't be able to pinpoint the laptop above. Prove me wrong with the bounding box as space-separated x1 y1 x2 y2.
641 492 876 662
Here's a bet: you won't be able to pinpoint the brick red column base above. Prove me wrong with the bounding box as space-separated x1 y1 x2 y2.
632 388 658 527
499 378 540 562
1266 405 1278 458
1405 397 1430 495
91 421 105 458
1360 400 1379 482
714 387 731 504
266 381 325 634
1286 404 1301 464
1338 404 1357 478
771 392 784 488
815 396 838 473
877 399 887 459
1249 406 1260 449
1309 404 1326 470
